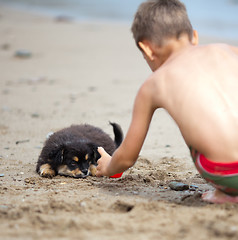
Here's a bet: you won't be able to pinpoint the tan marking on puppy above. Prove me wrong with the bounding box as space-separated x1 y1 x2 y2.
58 165 83 177
58 165 74 176
71 168 83 176
85 154 89 160
73 156 79 162
40 163 55 178
89 164 97 176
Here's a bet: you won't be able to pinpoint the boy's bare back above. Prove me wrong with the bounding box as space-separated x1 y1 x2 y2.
150 43 238 162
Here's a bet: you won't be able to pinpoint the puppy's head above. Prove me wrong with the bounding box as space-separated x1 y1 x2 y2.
57 141 100 178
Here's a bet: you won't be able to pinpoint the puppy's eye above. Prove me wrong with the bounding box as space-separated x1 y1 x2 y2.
73 156 79 162
71 162 77 166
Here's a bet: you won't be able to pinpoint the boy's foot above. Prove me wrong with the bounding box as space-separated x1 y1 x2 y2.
202 189 238 203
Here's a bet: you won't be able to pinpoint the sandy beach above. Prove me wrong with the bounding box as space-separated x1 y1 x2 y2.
1 6 238 240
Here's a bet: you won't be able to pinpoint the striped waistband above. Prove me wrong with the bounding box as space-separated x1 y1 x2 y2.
197 154 238 176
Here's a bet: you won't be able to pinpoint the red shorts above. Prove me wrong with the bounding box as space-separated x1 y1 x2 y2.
190 149 238 196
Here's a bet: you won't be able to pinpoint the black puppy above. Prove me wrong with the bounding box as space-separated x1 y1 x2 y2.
36 122 123 178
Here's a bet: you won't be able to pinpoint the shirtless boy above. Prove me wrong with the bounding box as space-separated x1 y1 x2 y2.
96 0 238 203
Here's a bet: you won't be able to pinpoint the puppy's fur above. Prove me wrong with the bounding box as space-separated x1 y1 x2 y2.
36 122 123 178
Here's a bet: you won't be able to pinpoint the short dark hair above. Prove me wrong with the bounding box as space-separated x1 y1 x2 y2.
131 0 193 48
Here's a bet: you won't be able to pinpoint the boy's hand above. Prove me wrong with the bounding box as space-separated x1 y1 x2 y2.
96 147 112 177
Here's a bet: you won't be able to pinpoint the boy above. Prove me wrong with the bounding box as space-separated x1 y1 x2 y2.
96 0 238 203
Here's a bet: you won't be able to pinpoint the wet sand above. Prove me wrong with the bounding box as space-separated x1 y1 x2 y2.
1 6 238 240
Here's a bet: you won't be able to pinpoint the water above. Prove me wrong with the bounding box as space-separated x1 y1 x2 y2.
0 0 238 40
0 0 144 22
183 0 238 40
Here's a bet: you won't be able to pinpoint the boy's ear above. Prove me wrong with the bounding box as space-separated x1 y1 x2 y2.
191 30 199 45
138 41 155 61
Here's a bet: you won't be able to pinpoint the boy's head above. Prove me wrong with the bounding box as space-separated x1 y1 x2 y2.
131 0 193 49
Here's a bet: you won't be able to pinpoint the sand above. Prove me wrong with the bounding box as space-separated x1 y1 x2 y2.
1 6 238 240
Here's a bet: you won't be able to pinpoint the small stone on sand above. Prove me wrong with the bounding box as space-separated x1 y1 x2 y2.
169 181 189 191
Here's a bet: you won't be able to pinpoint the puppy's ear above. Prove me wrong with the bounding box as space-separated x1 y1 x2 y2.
87 143 100 163
49 147 65 164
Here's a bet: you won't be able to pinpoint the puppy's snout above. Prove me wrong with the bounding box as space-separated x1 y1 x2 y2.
82 169 88 175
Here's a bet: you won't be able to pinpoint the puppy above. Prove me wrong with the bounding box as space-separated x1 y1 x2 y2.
36 122 123 178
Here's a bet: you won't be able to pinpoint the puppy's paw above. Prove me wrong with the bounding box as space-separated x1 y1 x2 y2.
89 164 97 176
39 163 55 178
58 165 86 178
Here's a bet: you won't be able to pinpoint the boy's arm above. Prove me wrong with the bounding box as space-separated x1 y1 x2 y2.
96 79 157 177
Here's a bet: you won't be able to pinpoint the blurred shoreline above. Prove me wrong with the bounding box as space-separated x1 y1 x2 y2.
0 0 238 43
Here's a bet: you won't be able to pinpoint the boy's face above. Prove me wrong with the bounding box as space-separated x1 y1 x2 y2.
138 32 199 71
139 40 168 72
141 51 157 71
